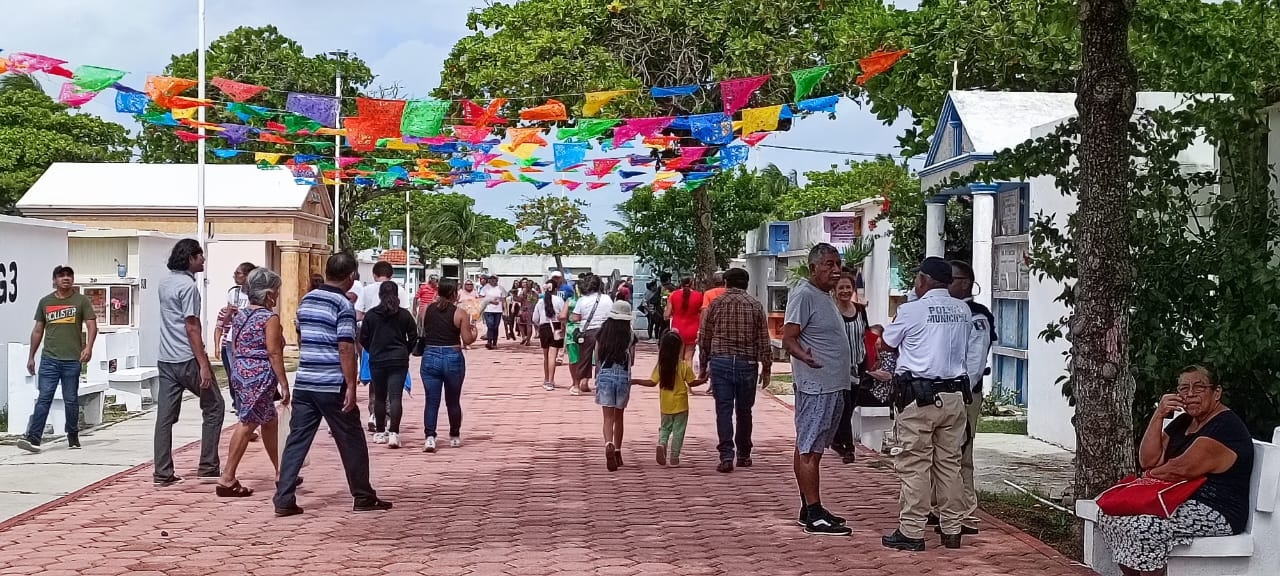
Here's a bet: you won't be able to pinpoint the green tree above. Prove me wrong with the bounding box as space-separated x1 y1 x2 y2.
349 191 515 265
510 195 595 271
774 157 916 220
430 199 518 283
137 25 379 251
596 231 633 255
0 78 132 213
613 166 777 274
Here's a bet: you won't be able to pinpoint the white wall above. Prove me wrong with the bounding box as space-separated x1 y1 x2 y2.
0 216 81 412
1026 171 1078 449
480 255 636 285
136 235 176 367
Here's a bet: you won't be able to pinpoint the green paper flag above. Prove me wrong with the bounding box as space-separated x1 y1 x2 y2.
791 65 831 102
375 172 400 188
303 141 337 151
401 99 451 137
72 65 127 92
283 114 322 134
520 157 542 167
229 102 271 120
559 118 621 141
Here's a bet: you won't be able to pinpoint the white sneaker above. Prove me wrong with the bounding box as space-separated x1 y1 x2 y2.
450 436 461 448
373 432 387 444
543 381 555 391
387 433 400 449
423 436 437 453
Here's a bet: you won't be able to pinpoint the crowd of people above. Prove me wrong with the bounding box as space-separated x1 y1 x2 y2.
11 236 1255 570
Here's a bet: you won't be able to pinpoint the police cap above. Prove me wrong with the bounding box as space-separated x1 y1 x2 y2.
914 257 953 284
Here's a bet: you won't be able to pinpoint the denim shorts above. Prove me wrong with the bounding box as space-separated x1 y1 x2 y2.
594 365 632 409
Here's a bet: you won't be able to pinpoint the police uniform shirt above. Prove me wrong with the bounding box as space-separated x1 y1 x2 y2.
963 298 996 393
882 288 973 379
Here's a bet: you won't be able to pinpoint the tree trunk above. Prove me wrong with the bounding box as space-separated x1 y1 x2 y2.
550 231 565 274
456 249 465 283
1072 0 1138 500
692 183 716 289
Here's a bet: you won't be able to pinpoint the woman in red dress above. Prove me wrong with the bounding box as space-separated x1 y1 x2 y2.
665 277 703 362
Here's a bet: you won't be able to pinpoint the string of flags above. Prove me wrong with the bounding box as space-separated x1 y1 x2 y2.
0 47 911 193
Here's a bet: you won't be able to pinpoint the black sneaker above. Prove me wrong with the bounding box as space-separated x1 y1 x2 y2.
882 529 926 551
15 437 41 453
615 450 623 467
941 534 962 549
154 476 184 487
935 525 979 536
736 456 753 468
804 515 852 536
67 433 81 449
274 504 304 517
926 513 940 526
353 498 393 512
197 471 222 483
799 506 847 527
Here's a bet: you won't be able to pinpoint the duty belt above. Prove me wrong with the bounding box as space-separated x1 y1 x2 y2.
890 373 971 410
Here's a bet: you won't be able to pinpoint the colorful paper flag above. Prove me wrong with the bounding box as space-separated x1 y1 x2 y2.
553 142 590 172
72 65 126 92
613 116 675 147
583 90 627 116
857 49 910 85
400 99 451 137
254 152 284 165
791 65 831 102
287 93 341 128
587 182 609 190
145 76 197 101
797 94 840 114
720 75 770 115
171 107 198 121
462 98 509 127
520 99 568 122
559 118 621 141
453 125 494 145
689 112 735 145
212 149 242 159
740 132 771 147
175 130 209 143
721 144 750 168
740 105 784 135
344 117 379 152
6 52 66 74
507 127 548 147
587 158 622 179
211 77 268 102
651 84 698 98
115 92 149 115
57 83 97 107
620 182 643 193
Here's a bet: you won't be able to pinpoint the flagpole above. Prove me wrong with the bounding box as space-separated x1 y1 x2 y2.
196 0 208 321
329 51 347 253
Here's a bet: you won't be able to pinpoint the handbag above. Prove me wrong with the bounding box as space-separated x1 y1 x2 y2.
576 296 602 345
1096 474 1208 518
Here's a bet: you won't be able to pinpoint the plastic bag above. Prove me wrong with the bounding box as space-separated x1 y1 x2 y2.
277 404 310 467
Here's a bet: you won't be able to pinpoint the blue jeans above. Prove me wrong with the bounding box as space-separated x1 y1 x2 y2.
25 357 83 443
421 347 466 438
709 356 759 462
483 312 502 347
273 389 378 509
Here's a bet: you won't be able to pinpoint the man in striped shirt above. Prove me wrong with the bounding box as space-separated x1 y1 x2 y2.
273 252 391 516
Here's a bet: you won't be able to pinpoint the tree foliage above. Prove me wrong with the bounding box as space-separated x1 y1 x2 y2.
430 198 519 282
774 157 916 220
613 166 778 275
0 79 132 213
349 191 515 265
510 195 595 270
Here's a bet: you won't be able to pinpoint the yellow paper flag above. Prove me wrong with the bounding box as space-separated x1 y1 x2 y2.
254 152 283 165
489 159 514 168
500 142 541 160
171 107 197 121
583 90 627 117
740 105 783 135
655 170 680 182
385 139 419 151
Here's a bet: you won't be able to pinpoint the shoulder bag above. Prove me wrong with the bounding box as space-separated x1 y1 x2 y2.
1095 474 1207 518
574 296 602 345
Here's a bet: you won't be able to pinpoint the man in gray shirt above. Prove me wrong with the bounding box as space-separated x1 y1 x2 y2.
153 238 225 487
783 243 853 536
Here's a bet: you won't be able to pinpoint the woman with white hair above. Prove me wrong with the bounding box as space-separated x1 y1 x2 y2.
217 267 292 498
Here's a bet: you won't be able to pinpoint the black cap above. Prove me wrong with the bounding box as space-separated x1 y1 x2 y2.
915 257 953 284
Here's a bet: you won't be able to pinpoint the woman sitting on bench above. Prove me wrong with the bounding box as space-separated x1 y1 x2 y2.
1098 365 1255 576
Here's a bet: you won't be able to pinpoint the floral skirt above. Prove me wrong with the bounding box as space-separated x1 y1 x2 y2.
232 357 279 425
1098 499 1233 571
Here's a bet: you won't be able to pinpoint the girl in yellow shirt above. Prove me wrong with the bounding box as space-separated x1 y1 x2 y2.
633 332 705 466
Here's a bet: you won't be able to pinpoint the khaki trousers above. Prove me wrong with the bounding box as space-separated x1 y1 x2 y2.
931 399 982 528
894 391 967 538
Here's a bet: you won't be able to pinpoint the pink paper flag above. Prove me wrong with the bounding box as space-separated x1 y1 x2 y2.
486 180 508 189
557 180 583 191
741 132 771 147
587 158 622 179
680 146 709 161
338 157 363 169
57 83 97 107
587 182 609 190
7 52 67 74
720 75 770 115
453 125 493 144
612 116 675 147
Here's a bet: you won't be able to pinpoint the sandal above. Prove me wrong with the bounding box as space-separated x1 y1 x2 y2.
215 482 254 498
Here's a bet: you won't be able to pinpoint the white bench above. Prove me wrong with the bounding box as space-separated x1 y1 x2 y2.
89 330 158 412
1076 426 1280 576
854 406 893 453
4 343 108 436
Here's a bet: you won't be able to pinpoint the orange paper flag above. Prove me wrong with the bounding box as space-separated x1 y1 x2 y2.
857 49 910 85
506 127 548 147
463 99 509 128
520 99 568 122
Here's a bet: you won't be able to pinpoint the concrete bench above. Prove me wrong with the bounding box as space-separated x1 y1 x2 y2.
854 406 893 453
4 343 109 436
1076 426 1280 576
89 330 157 412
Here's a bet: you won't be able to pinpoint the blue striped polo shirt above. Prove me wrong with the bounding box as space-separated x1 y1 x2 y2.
294 284 357 393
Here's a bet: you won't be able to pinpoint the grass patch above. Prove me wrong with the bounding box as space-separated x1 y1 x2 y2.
979 490 1080 561
765 373 794 395
978 418 1028 435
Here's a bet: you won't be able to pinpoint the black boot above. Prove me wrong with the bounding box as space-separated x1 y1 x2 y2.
941 534 962 549
882 529 925 552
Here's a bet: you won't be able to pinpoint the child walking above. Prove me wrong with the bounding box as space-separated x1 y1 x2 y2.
633 332 705 467
594 300 639 471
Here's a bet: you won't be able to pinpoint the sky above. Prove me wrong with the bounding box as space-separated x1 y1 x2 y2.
1 0 921 236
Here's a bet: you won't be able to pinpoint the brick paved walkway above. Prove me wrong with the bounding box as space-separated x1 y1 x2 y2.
0 345 1092 575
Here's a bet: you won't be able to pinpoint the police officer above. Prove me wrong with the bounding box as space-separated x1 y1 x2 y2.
880 257 974 551
928 260 997 535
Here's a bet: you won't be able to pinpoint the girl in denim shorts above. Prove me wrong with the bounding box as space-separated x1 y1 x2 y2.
594 300 638 471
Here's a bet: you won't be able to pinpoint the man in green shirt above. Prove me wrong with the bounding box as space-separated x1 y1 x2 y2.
17 265 98 452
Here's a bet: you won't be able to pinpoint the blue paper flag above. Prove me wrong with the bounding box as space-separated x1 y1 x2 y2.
627 154 657 166
780 105 794 120
619 170 646 179
721 144 750 168
387 166 410 179
449 157 474 170
686 171 715 182
554 142 590 172
212 149 241 159
620 182 643 193
651 84 698 98
669 116 691 131
689 112 734 145
529 179 551 190
797 94 840 114
115 91 149 115
429 143 462 154
354 176 375 186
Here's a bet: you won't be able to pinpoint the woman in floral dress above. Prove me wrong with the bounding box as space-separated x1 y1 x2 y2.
518 279 539 346
217 268 291 498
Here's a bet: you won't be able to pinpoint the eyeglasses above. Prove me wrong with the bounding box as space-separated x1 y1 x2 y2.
1176 383 1216 395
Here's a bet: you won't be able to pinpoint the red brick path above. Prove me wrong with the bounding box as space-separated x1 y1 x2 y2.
0 345 1093 575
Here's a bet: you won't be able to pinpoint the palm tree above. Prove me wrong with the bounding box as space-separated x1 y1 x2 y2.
429 201 498 283
0 74 44 94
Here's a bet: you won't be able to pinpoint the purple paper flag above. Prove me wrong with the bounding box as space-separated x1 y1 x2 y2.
219 124 254 147
286 93 341 128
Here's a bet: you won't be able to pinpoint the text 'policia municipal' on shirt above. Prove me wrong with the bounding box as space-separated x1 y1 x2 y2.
882 289 973 380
